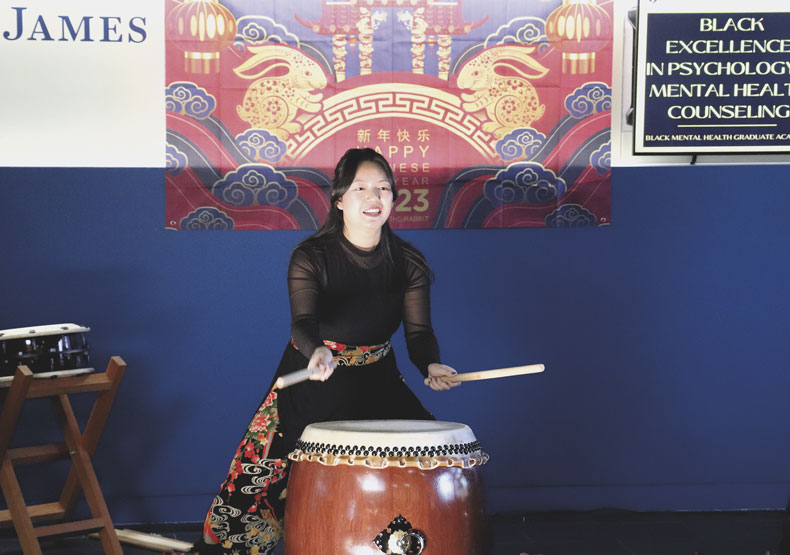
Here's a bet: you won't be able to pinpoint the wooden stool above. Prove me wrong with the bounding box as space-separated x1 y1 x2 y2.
0 356 126 554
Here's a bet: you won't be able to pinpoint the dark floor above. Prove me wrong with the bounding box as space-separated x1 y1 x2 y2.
0 510 785 555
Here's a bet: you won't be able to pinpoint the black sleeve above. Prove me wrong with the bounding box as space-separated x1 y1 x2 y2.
288 246 324 357
402 254 441 377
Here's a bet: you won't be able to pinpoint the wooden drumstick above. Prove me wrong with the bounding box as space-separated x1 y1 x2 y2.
274 367 318 389
423 364 545 386
279 363 545 389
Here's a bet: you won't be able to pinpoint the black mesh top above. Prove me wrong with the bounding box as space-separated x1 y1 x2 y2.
287 234 440 376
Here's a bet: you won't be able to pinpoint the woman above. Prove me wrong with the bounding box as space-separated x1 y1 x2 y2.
191 148 458 555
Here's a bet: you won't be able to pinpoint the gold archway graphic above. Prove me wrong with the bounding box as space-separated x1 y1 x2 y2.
283 83 499 163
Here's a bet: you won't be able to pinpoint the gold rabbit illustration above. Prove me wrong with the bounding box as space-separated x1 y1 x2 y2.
235 44 327 140
457 45 549 139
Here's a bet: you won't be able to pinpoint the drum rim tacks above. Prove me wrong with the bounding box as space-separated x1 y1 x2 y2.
288 419 489 469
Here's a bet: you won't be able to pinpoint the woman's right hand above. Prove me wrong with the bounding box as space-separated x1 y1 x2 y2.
308 346 337 381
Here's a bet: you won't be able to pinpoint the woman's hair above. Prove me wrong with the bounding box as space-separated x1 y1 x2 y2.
301 147 433 283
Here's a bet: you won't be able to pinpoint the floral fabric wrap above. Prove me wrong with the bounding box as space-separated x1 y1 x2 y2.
291 338 392 366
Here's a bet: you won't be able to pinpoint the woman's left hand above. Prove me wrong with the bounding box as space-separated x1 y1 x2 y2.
425 363 461 391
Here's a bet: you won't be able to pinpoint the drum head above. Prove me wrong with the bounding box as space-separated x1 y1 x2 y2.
299 419 478 449
0 323 90 340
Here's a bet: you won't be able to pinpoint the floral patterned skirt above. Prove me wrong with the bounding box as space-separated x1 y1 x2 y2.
192 389 288 555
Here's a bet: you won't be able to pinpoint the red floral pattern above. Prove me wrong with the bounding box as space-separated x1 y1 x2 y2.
194 389 286 555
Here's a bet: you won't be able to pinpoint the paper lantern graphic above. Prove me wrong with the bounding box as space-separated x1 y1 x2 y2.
167 0 238 74
545 0 611 75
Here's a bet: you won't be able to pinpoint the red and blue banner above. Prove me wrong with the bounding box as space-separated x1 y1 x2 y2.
165 0 613 230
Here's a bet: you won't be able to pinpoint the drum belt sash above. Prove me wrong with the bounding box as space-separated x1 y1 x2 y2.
290 338 391 366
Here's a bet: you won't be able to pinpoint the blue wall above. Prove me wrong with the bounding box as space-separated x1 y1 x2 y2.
1 164 788 524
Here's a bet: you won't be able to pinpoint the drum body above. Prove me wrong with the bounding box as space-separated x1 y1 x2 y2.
0 323 91 380
285 420 488 555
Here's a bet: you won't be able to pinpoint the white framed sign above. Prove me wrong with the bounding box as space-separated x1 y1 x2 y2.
0 1 164 167
633 0 790 155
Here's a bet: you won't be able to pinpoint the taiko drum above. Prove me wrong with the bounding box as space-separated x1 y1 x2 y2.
285 420 489 554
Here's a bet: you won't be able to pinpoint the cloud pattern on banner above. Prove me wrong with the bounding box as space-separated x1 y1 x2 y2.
565 82 612 119
545 204 597 227
497 128 547 161
212 164 298 207
235 130 288 163
166 82 216 119
180 207 234 230
166 144 188 176
485 162 567 205
590 142 611 175
486 17 548 49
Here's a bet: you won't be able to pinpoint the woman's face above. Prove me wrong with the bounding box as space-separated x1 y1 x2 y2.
336 160 394 237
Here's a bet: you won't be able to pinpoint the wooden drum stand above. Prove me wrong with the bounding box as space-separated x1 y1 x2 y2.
0 357 126 554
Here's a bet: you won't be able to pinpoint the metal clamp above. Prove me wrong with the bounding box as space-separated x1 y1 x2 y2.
388 528 425 555
374 515 426 554
399 529 425 554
